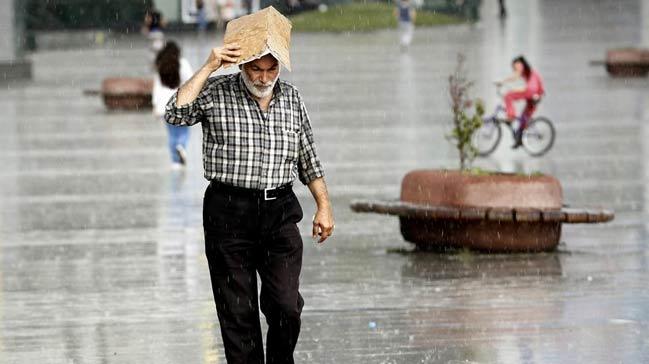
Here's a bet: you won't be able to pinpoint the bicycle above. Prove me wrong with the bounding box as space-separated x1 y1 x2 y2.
472 86 556 157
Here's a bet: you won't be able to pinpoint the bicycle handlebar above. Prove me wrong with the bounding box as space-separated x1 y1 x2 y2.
494 83 504 98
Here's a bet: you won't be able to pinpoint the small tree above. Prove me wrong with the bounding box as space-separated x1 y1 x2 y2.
448 54 484 171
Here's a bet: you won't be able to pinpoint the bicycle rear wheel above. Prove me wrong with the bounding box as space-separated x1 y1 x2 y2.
473 118 502 157
522 117 555 156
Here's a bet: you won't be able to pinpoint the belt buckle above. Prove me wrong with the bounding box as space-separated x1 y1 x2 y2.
264 187 277 201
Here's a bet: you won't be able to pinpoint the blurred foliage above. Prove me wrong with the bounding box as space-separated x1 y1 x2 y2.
290 2 463 32
447 54 484 171
261 0 346 15
26 0 153 31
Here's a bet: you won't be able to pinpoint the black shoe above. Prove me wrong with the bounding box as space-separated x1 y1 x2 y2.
512 128 523 148
512 135 523 149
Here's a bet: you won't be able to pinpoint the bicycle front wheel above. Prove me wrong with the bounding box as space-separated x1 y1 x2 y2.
522 117 556 157
473 119 502 157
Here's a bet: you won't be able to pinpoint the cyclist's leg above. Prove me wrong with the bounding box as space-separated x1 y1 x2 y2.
504 91 527 120
513 100 537 146
520 100 537 130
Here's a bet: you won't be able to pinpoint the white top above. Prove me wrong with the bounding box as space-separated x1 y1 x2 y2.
152 58 193 117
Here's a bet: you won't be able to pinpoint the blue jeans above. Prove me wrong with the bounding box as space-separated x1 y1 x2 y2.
166 123 190 163
197 9 207 31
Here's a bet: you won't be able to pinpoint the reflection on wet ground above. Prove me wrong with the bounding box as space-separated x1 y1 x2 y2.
2 0 649 363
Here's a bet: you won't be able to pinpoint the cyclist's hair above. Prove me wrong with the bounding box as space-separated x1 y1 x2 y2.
512 56 532 79
156 41 181 89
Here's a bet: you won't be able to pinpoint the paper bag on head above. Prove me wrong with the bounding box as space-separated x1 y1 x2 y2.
223 6 292 71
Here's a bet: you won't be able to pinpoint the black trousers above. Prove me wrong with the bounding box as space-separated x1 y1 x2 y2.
203 183 305 364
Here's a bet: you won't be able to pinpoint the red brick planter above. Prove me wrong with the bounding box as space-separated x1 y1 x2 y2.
399 170 563 252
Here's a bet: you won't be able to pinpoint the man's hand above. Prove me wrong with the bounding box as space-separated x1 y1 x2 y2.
312 203 334 243
307 177 334 244
203 43 242 72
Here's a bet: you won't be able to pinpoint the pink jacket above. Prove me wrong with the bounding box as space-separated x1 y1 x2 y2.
525 70 545 98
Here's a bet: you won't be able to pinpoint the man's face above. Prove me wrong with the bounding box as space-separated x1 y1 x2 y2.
241 55 280 98
244 55 279 83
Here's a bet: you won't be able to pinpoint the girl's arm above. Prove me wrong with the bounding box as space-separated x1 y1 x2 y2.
498 72 520 85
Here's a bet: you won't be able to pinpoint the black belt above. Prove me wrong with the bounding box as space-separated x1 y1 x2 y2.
209 181 293 201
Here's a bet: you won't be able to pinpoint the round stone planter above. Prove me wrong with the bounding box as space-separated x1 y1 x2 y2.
605 48 649 77
101 78 153 110
399 169 563 252
351 170 613 253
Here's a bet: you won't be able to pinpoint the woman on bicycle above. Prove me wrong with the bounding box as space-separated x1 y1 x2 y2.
497 56 545 147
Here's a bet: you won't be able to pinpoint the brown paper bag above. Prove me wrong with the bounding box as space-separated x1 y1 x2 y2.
223 6 292 71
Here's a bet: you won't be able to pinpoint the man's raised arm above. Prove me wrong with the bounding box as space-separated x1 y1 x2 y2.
176 43 241 106
165 43 241 126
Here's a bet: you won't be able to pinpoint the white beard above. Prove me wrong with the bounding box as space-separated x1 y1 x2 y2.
241 68 280 99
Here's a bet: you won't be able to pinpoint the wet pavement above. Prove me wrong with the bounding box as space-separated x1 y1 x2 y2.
2 0 649 363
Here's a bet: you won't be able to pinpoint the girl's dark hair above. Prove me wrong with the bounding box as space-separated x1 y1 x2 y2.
155 41 181 89
512 55 532 79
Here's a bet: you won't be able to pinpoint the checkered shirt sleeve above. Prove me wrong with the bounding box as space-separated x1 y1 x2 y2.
165 76 224 126
296 96 325 185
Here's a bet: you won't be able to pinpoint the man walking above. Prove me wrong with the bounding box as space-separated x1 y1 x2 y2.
165 40 334 363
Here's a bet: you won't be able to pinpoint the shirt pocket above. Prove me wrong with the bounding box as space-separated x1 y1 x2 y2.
279 129 299 162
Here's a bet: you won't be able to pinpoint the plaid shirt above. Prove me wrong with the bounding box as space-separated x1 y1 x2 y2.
165 73 324 189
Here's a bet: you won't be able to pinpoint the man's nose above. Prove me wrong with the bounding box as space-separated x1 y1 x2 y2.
260 72 269 83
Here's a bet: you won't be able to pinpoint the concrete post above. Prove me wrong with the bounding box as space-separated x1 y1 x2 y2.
0 0 32 81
